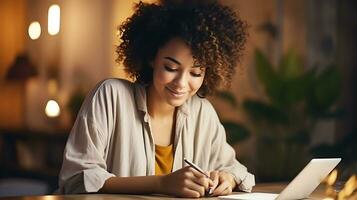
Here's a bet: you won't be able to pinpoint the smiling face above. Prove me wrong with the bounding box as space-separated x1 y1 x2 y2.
149 37 206 107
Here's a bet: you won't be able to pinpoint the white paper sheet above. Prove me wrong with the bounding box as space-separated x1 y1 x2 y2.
219 192 279 200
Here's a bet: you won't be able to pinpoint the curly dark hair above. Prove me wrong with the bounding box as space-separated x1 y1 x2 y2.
116 0 248 96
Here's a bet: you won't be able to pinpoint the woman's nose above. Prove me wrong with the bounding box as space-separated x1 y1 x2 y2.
173 72 188 89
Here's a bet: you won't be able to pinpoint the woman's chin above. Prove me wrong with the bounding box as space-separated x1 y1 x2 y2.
165 99 186 107
163 90 189 107
163 94 188 107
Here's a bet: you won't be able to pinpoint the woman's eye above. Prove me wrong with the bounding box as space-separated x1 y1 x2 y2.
164 65 177 72
190 72 202 77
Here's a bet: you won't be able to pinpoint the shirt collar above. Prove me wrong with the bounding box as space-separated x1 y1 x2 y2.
134 83 150 122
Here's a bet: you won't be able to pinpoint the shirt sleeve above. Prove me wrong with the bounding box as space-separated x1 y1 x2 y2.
58 81 116 194
207 103 255 192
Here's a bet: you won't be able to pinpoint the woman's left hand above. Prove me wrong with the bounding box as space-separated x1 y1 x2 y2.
209 171 237 196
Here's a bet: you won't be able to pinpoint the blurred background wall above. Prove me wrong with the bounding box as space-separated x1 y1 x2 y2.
0 0 355 196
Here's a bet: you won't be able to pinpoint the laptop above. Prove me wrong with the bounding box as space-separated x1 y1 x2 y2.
219 158 341 200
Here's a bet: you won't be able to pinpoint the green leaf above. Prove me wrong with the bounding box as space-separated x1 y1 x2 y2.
255 50 285 106
267 50 307 106
308 65 342 113
279 50 303 78
277 69 314 106
222 121 250 144
216 91 237 108
243 100 288 124
255 50 277 91
286 130 310 144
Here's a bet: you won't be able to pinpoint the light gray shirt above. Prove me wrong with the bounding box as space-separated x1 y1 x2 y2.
58 78 255 194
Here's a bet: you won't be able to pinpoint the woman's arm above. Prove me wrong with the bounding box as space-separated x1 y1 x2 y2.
100 166 214 198
201 99 255 193
100 176 162 194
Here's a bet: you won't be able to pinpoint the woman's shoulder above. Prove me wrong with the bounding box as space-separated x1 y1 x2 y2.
84 78 137 105
91 78 137 95
186 95 219 120
97 78 134 90
79 78 138 116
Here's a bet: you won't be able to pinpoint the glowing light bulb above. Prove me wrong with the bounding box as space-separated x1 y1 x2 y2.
48 4 60 35
45 100 61 118
28 21 41 40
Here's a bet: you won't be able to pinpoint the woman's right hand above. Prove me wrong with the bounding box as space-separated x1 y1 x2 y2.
160 166 214 198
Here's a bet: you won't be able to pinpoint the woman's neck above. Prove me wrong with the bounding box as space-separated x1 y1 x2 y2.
147 84 175 119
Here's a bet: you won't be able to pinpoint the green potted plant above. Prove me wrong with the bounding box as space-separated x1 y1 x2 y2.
218 49 342 181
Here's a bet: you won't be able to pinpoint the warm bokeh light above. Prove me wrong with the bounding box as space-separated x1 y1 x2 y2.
48 4 60 35
42 196 58 200
45 100 60 118
28 21 41 40
47 79 58 97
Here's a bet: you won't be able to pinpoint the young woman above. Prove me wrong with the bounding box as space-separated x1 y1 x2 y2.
58 1 254 198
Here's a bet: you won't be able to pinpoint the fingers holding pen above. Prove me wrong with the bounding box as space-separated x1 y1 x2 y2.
162 166 209 197
183 167 209 197
209 170 219 191
189 167 213 189
183 159 217 196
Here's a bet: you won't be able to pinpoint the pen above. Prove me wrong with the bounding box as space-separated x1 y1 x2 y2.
184 158 214 195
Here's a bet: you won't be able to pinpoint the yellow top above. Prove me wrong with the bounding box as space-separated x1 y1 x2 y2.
155 144 174 175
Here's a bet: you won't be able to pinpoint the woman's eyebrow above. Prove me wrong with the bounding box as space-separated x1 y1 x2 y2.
192 64 202 68
164 56 181 65
164 56 203 69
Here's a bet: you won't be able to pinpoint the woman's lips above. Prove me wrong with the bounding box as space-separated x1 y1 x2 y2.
166 87 186 97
